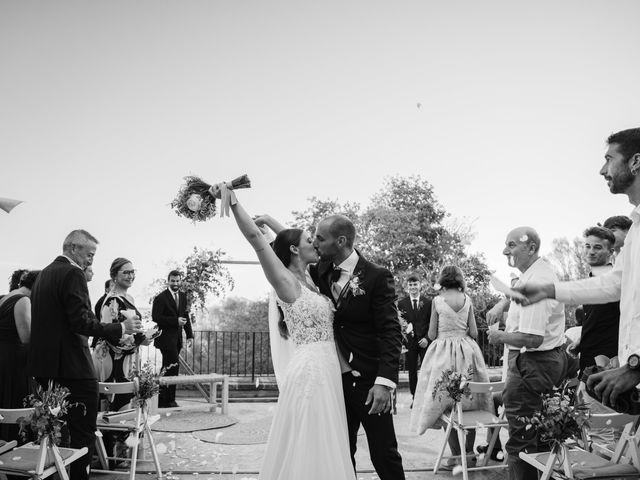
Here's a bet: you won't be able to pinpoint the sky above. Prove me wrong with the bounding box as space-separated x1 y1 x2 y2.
1 0 639 315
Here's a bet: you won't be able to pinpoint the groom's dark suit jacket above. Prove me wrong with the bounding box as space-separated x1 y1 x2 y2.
28 256 123 379
310 255 403 384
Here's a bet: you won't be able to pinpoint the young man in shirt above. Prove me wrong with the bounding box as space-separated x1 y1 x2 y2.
568 226 619 373
520 128 640 411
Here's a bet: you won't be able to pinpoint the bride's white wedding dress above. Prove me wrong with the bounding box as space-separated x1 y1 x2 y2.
259 284 356 480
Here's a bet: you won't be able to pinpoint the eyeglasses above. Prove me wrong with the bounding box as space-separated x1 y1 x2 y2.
120 270 136 276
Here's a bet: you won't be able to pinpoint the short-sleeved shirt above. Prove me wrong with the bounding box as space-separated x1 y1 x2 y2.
505 258 565 352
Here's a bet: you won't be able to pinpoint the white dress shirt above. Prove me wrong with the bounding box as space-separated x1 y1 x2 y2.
506 258 566 351
334 250 396 390
555 204 640 366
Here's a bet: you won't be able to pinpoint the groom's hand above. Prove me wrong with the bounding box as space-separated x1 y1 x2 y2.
366 385 393 415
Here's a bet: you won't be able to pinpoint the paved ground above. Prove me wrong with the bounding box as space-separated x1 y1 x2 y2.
92 390 508 480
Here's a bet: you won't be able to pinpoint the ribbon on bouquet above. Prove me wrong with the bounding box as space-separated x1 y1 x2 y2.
209 182 238 218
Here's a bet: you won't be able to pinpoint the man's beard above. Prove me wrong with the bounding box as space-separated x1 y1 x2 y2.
609 167 635 194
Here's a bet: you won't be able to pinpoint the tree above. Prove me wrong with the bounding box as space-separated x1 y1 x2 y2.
545 237 590 281
149 247 234 318
291 197 361 235
290 175 494 304
544 237 590 326
208 296 269 331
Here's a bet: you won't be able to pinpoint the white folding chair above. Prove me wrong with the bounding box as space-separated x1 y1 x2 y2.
92 380 162 480
0 407 87 480
433 381 509 480
519 412 640 480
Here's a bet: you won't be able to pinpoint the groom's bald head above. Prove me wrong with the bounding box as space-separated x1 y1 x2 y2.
320 215 356 248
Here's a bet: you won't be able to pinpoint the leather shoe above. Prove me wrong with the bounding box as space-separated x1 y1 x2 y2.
168 401 179 408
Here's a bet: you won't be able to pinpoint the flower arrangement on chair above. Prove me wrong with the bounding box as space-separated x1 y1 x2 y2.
517 380 590 453
19 381 83 447
432 367 475 403
130 361 174 409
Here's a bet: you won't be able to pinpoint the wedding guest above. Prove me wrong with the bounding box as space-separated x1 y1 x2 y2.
152 270 193 408
95 258 146 408
487 227 569 480
519 128 640 412
95 279 114 320
397 274 431 403
602 215 632 258
94 258 147 466
410 266 491 469
566 227 619 373
84 265 94 283
0 270 39 442
28 230 142 480
8 269 28 291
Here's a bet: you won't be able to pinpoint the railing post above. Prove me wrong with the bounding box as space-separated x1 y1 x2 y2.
251 332 256 382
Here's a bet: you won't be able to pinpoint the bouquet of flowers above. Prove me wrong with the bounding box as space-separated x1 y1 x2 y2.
18 381 83 446
130 361 174 407
517 380 590 449
432 366 475 403
171 174 251 222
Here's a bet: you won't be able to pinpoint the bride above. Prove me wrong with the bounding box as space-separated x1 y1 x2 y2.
227 192 355 480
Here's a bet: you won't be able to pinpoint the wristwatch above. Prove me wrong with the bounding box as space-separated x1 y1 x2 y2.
628 354 640 370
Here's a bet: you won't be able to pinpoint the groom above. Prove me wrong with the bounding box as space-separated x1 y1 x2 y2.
310 214 405 480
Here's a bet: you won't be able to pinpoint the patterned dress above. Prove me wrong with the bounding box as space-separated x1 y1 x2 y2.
259 284 356 480
410 295 492 434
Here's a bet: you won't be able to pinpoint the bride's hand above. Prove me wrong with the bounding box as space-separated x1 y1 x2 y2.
253 214 271 228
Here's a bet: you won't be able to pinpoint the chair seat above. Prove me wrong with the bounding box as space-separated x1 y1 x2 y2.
572 463 640 479
444 409 508 429
0 445 78 473
0 440 17 454
527 450 639 479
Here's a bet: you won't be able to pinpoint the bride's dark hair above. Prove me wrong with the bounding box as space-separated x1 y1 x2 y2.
271 228 304 339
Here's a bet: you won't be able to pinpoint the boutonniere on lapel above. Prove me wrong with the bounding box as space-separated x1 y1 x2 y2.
347 272 365 297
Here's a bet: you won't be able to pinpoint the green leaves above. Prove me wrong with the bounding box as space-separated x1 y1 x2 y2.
19 381 80 446
432 366 475 403
517 380 590 447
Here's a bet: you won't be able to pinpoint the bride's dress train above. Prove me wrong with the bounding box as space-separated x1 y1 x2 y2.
259 285 355 480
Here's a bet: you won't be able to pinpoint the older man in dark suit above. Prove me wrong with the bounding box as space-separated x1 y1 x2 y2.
28 229 142 480
310 215 405 480
397 274 431 402
152 270 193 408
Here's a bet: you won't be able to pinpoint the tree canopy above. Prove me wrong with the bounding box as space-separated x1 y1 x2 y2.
149 247 234 318
291 175 498 320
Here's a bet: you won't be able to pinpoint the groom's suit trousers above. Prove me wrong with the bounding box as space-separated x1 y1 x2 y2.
342 374 405 480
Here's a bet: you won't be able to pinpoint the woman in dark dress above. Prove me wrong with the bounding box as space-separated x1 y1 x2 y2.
0 270 39 442
93 258 149 465
94 258 147 411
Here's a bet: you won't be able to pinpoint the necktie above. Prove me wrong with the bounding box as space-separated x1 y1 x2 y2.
174 292 179 310
331 266 343 299
412 299 418 311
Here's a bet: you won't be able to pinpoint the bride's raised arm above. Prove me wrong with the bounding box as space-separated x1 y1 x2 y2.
230 199 299 303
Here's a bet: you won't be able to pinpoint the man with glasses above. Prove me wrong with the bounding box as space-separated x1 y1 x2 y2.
152 270 193 408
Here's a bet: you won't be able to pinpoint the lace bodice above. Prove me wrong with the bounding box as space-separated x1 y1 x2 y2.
277 285 335 346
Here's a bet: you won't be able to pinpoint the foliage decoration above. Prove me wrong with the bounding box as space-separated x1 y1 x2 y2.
517 380 590 449
432 366 475 403
18 381 83 446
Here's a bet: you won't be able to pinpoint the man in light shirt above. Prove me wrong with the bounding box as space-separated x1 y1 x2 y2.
520 128 640 411
487 227 569 480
